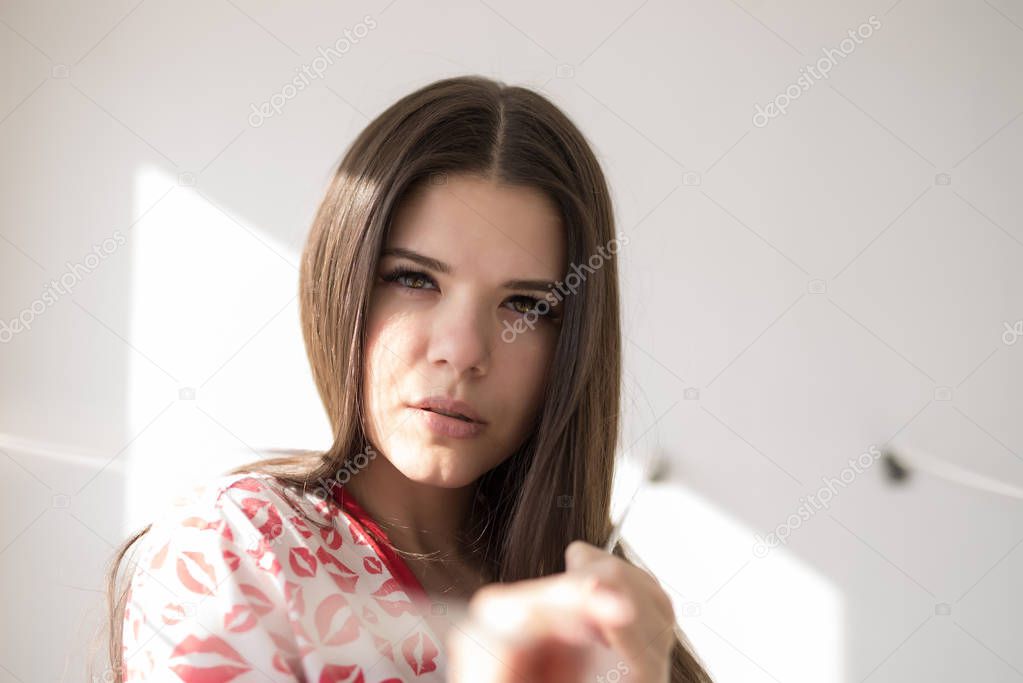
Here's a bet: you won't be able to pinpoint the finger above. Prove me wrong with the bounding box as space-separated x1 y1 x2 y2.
565 540 676 623
468 573 636 646
446 615 592 683
450 579 619 683
564 540 680 677
565 539 605 572
453 572 671 682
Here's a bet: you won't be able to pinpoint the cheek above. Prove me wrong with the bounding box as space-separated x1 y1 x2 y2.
493 330 557 423
362 305 412 418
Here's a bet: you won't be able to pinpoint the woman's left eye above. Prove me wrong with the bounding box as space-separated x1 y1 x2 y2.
381 267 559 320
507 296 557 319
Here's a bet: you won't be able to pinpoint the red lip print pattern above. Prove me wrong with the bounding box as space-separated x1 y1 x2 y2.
227 477 265 493
372 578 418 617
270 628 302 677
245 539 282 577
402 630 440 675
169 634 251 682
150 541 170 570
161 602 186 625
318 663 366 683
373 633 395 662
316 546 359 592
320 525 343 550
290 546 318 577
121 472 448 681
222 549 242 573
315 594 362 646
284 579 305 614
223 603 258 633
291 514 313 539
182 516 234 543
240 496 284 542
177 550 217 595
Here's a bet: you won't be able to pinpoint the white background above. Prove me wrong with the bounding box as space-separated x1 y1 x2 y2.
1 1 1022 681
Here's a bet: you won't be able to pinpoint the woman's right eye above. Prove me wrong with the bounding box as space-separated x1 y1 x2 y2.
381 267 437 291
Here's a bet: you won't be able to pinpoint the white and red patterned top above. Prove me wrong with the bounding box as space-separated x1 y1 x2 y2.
120 471 446 682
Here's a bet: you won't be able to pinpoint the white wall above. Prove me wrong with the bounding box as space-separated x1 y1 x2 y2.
1 1 1021 681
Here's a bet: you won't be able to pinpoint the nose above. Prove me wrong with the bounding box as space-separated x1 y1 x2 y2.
425 291 490 377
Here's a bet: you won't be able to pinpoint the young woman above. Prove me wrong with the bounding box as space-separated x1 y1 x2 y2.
103 75 713 683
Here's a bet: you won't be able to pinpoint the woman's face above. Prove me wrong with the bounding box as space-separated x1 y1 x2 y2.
362 173 567 489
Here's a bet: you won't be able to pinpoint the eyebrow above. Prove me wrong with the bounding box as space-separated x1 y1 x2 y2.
381 247 559 294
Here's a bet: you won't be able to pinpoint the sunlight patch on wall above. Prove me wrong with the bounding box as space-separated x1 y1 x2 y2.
621 482 844 682
125 164 332 531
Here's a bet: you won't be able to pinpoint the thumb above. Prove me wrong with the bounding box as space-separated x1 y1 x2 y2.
565 539 602 572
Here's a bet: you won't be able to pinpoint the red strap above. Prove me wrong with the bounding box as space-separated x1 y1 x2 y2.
329 482 431 607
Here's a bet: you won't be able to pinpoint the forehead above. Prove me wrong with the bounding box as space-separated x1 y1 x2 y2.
386 174 566 281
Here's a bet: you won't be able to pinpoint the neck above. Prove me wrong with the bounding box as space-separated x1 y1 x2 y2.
339 452 479 562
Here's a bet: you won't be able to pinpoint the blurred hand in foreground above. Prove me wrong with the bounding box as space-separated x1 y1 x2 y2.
446 540 676 683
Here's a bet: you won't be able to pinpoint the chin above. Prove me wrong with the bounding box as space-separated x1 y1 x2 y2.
389 444 483 489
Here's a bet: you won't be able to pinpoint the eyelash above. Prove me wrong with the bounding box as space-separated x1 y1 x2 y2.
380 266 561 320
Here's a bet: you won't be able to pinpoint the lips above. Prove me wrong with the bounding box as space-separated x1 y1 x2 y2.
410 396 485 424
422 407 472 422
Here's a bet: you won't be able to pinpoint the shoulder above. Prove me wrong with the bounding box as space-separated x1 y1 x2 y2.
121 471 447 682
121 472 342 634
137 471 340 555
153 470 298 517
124 469 396 616
153 470 343 525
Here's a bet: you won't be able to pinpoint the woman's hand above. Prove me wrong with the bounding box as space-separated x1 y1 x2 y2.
445 540 677 683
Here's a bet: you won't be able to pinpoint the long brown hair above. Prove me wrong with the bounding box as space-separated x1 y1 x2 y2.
100 74 712 682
